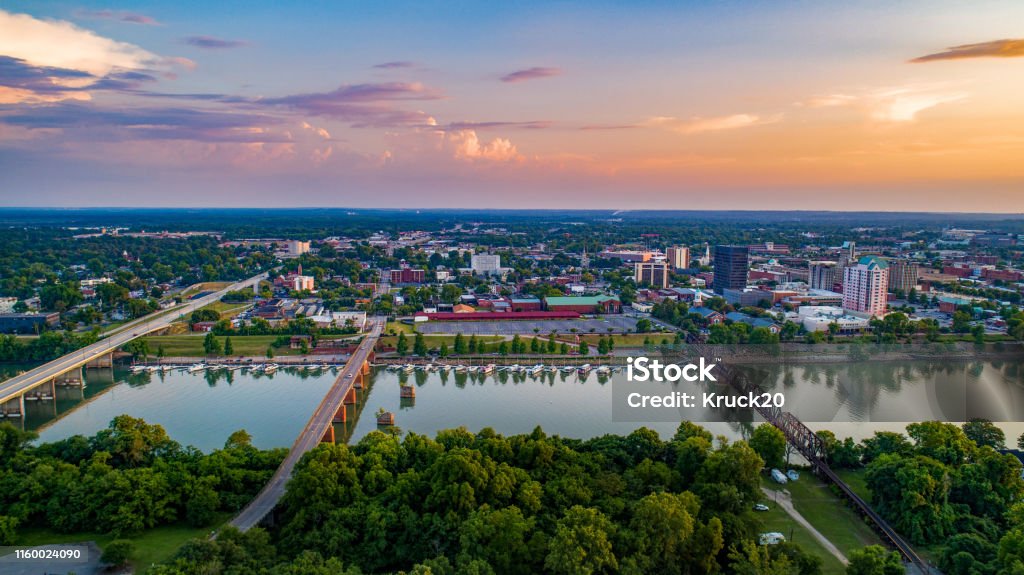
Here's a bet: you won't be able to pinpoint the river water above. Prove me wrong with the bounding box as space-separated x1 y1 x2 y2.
7 358 1022 452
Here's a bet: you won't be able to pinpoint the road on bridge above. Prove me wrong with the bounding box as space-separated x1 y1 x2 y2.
229 318 383 532
0 272 267 406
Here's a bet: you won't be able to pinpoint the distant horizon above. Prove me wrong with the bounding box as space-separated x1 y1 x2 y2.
2 206 1023 217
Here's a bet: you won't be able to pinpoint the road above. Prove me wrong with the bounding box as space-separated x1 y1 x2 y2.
228 318 383 532
0 273 267 406
762 486 848 565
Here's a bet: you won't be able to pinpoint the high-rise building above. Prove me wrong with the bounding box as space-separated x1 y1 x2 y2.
471 253 502 276
887 259 919 294
843 256 889 317
286 240 311 256
713 245 749 294
808 261 838 291
666 246 690 270
634 261 670 288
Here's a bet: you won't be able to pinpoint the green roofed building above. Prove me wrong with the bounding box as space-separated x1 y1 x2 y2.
544 295 621 314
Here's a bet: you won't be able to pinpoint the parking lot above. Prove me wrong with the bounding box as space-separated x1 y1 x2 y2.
415 316 642 335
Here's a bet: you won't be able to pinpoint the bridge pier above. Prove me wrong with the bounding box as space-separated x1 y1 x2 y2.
343 386 357 405
332 404 347 423
321 425 335 444
1 395 24 419
86 353 113 369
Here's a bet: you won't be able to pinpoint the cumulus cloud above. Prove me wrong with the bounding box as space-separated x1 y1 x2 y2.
446 130 520 161
911 39 1024 63
0 9 174 77
805 84 967 122
500 67 562 83
183 35 247 50
647 113 780 134
76 9 160 25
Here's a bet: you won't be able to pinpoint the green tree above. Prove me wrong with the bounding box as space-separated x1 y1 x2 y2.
469 334 479 354
845 545 904 575
498 341 509 356
578 340 588 356
396 332 409 355
101 539 135 567
203 332 222 356
748 424 786 470
413 333 427 356
544 506 618 575
0 515 17 545
439 342 449 358
962 418 1005 449
223 336 234 356
597 337 610 355
560 342 569 355
454 333 467 354
511 334 522 355
266 346 274 359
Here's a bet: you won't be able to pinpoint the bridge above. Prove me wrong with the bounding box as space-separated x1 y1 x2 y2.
229 318 382 531
0 273 267 418
703 348 931 573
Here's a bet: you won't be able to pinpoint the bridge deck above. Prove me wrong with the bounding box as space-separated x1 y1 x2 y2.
228 320 381 531
0 274 266 406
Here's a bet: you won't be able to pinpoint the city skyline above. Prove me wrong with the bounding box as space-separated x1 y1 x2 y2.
2 1 1024 211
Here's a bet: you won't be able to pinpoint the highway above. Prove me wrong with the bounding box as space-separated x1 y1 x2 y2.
0 273 267 406
229 317 383 531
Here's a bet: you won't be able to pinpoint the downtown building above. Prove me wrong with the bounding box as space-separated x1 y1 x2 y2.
713 245 749 294
634 261 670 288
842 256 889 318
808 261 839 291
666 246 690 270
887 259 919 294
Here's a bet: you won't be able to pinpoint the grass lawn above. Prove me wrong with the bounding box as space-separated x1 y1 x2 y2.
834 468 871 501
16 515 226 571
754 497 846 575
180 282 231 296
141 335 301 357
767 473 883 556
385 321 416 334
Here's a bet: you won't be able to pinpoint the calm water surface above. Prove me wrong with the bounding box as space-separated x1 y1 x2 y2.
10 359 1024 451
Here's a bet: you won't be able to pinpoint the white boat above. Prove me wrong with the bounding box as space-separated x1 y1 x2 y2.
263 363 279 373
529 364 544 375
422 364 434 371
401 364 415 373
161 364 174 372
130 365 147 373
578 363 592 373
561 366 575 373
597 365 611 375
455 365 467 373
481 364 496 374
546 365 559 373
188 363 207 373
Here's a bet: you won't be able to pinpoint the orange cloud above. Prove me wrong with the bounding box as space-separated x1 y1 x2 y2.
911 39 1024 62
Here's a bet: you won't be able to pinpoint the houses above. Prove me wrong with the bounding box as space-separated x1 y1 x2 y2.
724 311 781 334
690 307 724 325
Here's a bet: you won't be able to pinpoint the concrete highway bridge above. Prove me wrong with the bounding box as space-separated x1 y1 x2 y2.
0 273 267 419
229 318 382 531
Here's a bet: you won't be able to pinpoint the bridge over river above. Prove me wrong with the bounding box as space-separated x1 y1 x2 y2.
228 318 383 531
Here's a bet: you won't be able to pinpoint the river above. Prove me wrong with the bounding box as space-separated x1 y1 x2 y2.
6 358 1022 452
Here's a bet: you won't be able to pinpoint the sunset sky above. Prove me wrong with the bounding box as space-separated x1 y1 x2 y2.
1 1 1023 211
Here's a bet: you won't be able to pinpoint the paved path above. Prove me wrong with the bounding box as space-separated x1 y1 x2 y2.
762 486 848 565
0 273 266 405
228 319 383 531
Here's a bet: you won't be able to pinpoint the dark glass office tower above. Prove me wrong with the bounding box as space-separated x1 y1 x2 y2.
713 245 749 294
